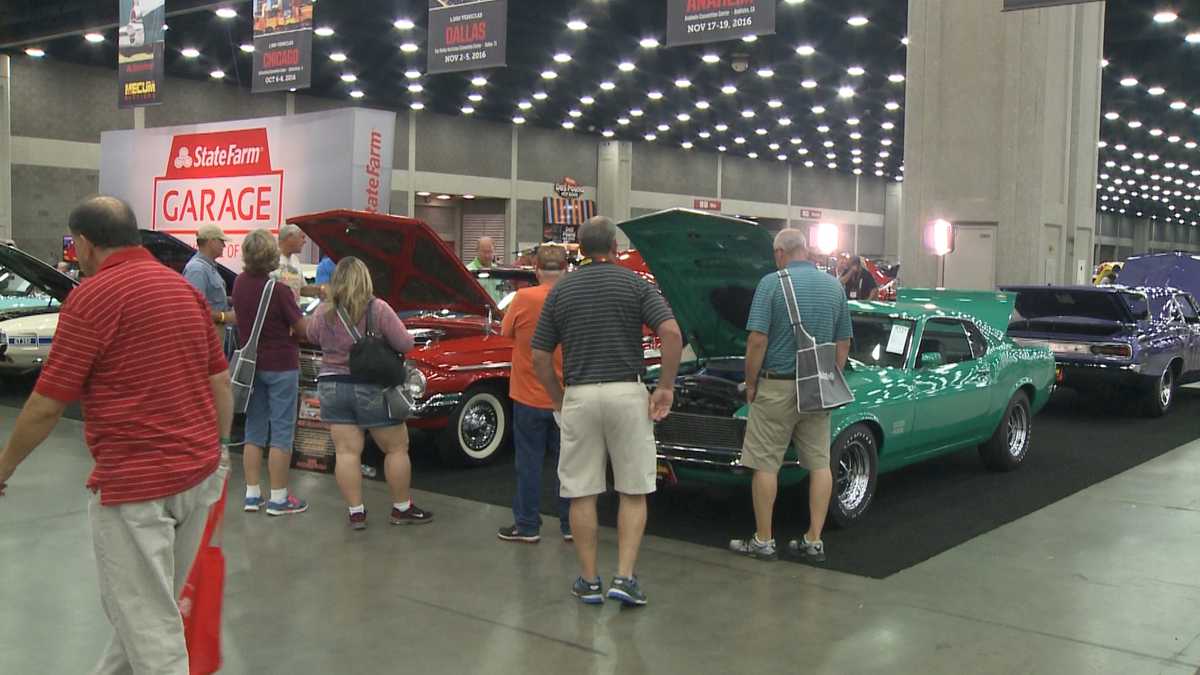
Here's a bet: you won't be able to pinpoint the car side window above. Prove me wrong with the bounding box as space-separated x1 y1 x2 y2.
1175 295 1200 324
917 319 976 367
964 321 989 358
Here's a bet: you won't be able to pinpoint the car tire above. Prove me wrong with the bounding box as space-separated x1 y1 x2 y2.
978 391 1032 472
827 424 879 529
437 383 512 466
1140 366 1177 418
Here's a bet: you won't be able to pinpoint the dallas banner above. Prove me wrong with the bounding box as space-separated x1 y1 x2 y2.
666 0 775 47
252 0 315 93
427 0 508 75
117 0 165 108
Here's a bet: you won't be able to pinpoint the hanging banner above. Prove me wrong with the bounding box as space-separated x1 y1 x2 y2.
252 0 315 93
666 0 775 47
117 0 165 108
1003 0 1102 10
427 0 508 74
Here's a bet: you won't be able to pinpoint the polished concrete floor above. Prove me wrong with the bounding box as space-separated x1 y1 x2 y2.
2 407 1200 674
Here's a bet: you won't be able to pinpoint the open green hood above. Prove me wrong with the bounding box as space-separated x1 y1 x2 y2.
620 209 775 360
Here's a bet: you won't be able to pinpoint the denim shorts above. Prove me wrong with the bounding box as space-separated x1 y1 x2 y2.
318 379 402 429
244 369 300 452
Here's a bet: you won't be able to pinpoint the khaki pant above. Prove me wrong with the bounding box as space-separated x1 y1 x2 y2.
558 382 658 498
90 464 227 675
741 378 832 473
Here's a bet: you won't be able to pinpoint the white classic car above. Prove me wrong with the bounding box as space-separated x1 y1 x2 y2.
0 244 74 376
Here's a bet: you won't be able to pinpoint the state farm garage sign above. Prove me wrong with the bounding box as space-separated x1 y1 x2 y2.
154 128 284 236
100 108 396 270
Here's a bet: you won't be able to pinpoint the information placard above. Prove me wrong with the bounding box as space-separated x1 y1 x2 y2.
666 0 775 47
428 0 508 75
252 0 315 93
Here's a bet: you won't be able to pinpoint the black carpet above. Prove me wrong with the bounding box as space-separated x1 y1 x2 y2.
5 376 1198 578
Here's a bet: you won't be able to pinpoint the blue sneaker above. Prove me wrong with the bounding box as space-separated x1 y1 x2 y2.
265 495 309 516
243 496 266 512
572 576 604 605
607 576 647 607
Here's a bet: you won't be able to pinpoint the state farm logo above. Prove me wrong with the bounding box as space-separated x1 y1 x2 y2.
152 128 284 233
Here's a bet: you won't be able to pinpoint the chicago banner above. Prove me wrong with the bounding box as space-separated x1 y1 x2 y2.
117 0 165 108
252 0 315 93
428 0 508 75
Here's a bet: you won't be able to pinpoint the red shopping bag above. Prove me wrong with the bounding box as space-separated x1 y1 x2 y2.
179 479 228 675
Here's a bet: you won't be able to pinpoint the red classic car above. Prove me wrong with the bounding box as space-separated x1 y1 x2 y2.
292 209 659 466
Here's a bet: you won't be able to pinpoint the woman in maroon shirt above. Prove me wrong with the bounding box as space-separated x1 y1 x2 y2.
233 229 308 516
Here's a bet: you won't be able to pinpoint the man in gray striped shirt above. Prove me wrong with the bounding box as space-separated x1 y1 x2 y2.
532 216 683 607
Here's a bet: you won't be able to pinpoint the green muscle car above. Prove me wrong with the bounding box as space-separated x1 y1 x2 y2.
623 209 1056 527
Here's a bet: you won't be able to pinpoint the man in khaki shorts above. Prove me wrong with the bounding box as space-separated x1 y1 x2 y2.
532 216 683 607
730 228 851 564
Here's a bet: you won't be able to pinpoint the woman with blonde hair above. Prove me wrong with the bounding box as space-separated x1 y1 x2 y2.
233 228 308 515
306 256 430 529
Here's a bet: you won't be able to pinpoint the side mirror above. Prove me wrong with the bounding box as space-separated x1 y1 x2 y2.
919 352 945 369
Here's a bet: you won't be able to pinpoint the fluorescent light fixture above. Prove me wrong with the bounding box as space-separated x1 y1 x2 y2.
468 93 482 102
742 35 758 43
1119 77 1138 87
314 27 334 37
240 43 255 53
602 129 615 137
1148 86 1166 96
411 102 425 110
757 67 775 78
406 70 421 79
210 69 225 79
24 47 45 57
618 61 636 72
1153 11 1178 23
801 79 817 89
330 52 348 62
400 42 419 53
630 108 644 117
884 101 900 111
567 19 588 31
340 73 357 83
215 7 237 19
847 66 866 77
394 18 416 30
581 95 595 105
768 99 783 108
812 105 826 114
695 100 711 110
888 73 905 83
513 116 526 124
796 44 816 56
847 15 869 27
682 141 694 149
647 90 663 100
518 100 532 110
675 78 692 88
553 52 572 63
562 121 575 129
541 70 557 79
677 113 691 122
350 90 365 99
600 81 616 91
471 76 487 86
84 32 105 43
722 84 737 94
702 53 720 64
837 86 855 99
569 109 583 118
640 37 660 48
533 91 548 100
408 83 424 93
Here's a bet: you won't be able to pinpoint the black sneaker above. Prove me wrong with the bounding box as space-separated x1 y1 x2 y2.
729 535 778 561
572 576 604 605
497 525 540 543
390 504 434 525
787 535 827 563
349 511 367 531
606 576 647 607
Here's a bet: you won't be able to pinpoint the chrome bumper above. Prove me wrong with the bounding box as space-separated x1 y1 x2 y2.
411 393 462 418
655 443 805 471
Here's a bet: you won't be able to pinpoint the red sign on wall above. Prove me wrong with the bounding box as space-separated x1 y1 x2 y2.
694 199 722 211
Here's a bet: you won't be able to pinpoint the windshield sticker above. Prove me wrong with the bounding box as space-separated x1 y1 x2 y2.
886 324 910 354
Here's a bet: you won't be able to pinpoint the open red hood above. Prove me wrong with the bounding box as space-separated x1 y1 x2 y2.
289 210 497 316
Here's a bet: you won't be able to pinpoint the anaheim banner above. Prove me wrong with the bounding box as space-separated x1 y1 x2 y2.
666 0 775 47
427 0 508 74
99 108 396 269
252 0 315 93
117 0 165 108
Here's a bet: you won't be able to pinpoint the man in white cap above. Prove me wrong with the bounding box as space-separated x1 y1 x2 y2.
184 224 235 328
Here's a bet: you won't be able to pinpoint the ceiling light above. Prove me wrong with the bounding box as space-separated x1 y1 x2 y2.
682 141 694 149
790 138 803 145
837 86 855 99
749 152 759 159
581 95 595 105
1105 111 1120 120
1188 142 1198 149
617 117 630 125
553 52 572 63
715 123 729 132
517 100 532 110
885 101 900 111
645 133 657 141
181 47 200 58
847 117 861 126
847 66 866 77
437 194 452 200
1169 135 1182 143
742 35 758 43
677 113 691 122
734 136 746 144
1120 77 1138 87
630 108 644 117
215 7 237 19
411 102 425 111
881 139 893 146
1171 101 1187 110
647 90 663 100
779 118 792 126
569 109 583 118
796 44 816 56
330 52 348 62
888 73 906 83
400 43 419 53
408 83 424 93
699 131 712 139
468 93 483 102
533 91 549 100
696 100 711 110
778 154 789 161
238 43 256 53
314 26 334 37
722 84 738 95
619 61 636 72
1148 86 1166 96
350 90 366 99
1128 120 1143 128
471 76 488 86
640 37 661 49
567 19 588 31
801 79 818 89
562 121 575 130
24 47 44 57
742 109 756 118
541 70 558 80
1150 128 1164 137
719 146 728 152
812 105 826 114
703 53 720 64
600 81 616 91
757 68 775 78
675 78 692 88
394 18 416 31
1153 10 1178 23
847 15 869 27
84 32 105 43
1187 32 1200 44
881 121 896 130
463 194 476 200
901 37 910 46
209 69 225 79
850 132 862 140
340 73 357 83
405 70 421 80
755 128 768 135
602 129 615 137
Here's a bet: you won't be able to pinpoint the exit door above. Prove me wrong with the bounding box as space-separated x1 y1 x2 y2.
943 225 997 290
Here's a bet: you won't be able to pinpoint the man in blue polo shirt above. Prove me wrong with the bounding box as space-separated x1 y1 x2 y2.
730 228 851 564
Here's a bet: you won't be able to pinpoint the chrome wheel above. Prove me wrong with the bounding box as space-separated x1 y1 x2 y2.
457 391 507 461
836 439 871 512
1006 402 1029 458
1159 369 1174 409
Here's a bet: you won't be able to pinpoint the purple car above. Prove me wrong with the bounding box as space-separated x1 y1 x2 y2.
1004 263 1200 416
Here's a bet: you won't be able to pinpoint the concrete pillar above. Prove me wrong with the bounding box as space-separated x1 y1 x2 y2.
0 55 11 243
1132 215 1150 254
884 182 903 261
597 140 632 222
900 0 1104 289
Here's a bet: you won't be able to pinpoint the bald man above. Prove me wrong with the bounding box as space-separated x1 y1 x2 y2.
467 236 496 270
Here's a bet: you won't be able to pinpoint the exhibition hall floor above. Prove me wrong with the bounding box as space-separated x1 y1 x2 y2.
2 405 1200 674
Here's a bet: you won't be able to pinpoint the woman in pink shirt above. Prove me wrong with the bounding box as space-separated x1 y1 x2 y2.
306 257 430 530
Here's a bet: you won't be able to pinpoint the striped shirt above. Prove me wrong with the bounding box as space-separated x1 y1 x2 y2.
532 262 674 386
35 247 226 506
747 261 852 373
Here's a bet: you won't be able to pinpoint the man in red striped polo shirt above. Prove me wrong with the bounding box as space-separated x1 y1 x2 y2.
0 196 233 675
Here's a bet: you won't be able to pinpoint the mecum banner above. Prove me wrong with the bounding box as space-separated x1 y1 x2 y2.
117 0 165 108
427 0 508 74
99 108 396 270
252 0 315 93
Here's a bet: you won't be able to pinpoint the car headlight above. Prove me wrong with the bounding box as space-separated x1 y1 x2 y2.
405 365 427 398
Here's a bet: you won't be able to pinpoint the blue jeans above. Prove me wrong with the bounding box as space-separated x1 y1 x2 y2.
243 369 299 451
512 402 571 535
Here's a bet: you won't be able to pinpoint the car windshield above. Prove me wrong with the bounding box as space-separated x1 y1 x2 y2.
850 314 914 368
472 270 537 308
0 264 61 312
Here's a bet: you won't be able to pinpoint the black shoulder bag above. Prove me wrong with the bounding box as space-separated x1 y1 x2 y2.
335 299 408 387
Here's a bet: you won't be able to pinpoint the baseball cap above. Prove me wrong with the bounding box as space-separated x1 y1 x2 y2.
196 224 228 242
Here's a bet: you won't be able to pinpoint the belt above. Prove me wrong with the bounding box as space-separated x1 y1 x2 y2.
760 372 796 381
566 375 643 386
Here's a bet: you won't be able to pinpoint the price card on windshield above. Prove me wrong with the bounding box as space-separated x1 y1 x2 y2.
886 324 910 355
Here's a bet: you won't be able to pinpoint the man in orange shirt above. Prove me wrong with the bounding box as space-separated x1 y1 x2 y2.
498 245 571 543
